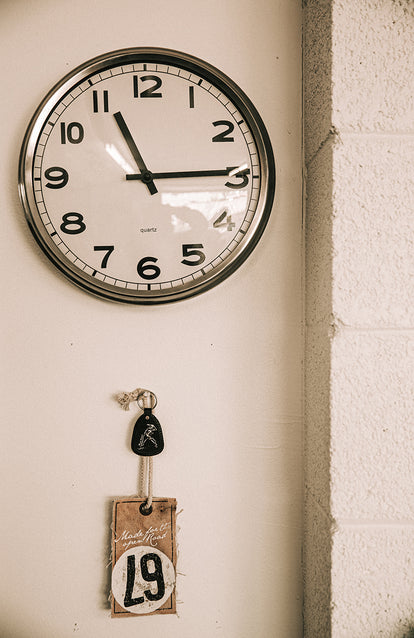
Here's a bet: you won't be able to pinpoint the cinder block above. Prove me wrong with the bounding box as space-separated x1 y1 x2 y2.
332 136 414 328
331 329 414 520
332 0 414 133
332 525 414 637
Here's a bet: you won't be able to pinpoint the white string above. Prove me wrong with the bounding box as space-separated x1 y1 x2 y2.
117 387 146 410
138 457 147 498
147 457 153 510
139 456 153 511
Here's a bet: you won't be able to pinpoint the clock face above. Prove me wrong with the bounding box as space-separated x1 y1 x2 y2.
19 48 275 304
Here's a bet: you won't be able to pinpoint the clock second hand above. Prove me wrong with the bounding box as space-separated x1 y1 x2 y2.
113 111 158 195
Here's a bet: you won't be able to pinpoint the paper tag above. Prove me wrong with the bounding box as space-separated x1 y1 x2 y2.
111 497 177 616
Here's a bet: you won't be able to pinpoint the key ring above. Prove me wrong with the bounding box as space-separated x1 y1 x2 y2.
137 390 157 411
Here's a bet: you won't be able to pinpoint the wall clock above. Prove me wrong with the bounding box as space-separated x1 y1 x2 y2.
19 47 275 304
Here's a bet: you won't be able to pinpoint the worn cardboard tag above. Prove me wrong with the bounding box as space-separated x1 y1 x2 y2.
111 497 177 616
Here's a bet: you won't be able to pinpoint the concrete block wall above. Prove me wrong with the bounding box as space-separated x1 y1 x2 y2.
304 1 414 636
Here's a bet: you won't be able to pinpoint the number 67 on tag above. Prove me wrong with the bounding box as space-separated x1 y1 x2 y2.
111 497 177 616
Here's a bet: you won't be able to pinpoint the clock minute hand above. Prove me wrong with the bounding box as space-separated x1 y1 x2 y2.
125 166 250 180
113 111 158 195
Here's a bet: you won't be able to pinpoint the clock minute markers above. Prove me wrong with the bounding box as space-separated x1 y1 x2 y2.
113 111 158 195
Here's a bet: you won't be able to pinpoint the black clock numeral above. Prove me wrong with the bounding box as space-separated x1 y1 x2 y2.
92 89 109 113
60 212 86 235
212 120 235 142
45 166 69 189
181 244 206 266
60 122 84 144
137 256 161 280
94 245 114 268
133 75 163 98
189 85 195 108
225 170 250 190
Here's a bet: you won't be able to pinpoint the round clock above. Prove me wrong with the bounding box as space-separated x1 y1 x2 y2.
19 47 275 304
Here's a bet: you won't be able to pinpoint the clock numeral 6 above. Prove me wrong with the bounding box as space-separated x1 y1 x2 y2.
60 212 86 235
137 256 161 280
45 166 68 189
181 244 205 266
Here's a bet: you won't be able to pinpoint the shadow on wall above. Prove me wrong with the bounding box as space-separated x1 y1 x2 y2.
303 0 334 636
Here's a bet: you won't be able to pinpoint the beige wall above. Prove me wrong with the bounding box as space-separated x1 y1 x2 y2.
304 1 414 636
0 1 303 637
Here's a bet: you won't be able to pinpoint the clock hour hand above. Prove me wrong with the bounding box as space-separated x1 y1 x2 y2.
113 111 158 195
125 166 250 181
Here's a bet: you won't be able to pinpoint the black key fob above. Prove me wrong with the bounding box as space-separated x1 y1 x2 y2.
131 408 164 456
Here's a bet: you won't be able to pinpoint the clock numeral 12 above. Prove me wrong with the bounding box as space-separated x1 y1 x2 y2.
133 75 163 98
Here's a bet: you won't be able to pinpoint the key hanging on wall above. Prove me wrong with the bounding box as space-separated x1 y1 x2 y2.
111 388 177 617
